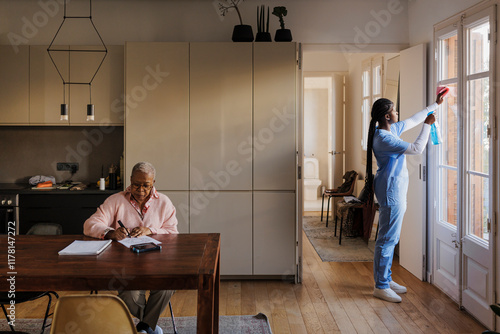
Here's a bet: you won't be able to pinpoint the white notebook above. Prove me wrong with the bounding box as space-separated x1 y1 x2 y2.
58 240 112 256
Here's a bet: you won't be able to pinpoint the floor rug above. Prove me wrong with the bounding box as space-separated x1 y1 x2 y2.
0 313 272 334
303 216 376 262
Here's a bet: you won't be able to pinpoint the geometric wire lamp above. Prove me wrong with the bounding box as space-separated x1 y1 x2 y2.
47 0 107 121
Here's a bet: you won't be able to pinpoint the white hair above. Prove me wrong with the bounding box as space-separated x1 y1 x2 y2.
131 162 156 178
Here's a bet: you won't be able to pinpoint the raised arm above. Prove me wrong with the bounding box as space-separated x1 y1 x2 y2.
402 92 445 132
404 113 436 155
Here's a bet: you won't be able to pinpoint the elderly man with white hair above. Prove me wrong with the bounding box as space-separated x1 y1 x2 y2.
84 161 178 334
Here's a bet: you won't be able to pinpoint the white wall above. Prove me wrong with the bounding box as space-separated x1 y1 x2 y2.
302 51 349 72
0 0 409 45
304 88 329 190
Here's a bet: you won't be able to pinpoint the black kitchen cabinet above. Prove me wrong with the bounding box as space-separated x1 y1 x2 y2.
19 193 112 235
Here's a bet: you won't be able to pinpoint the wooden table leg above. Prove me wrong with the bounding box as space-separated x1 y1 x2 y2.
197 274 215 334
197 252 220 334
214 252 220 333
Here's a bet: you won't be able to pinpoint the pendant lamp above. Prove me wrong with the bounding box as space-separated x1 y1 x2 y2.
47 0 107 122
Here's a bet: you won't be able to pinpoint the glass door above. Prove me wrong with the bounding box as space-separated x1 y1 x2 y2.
433 26 460 302
433 6 495 328
461 10 494 328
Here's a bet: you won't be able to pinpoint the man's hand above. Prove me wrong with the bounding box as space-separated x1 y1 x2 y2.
105 227 129 241
129 226 152 237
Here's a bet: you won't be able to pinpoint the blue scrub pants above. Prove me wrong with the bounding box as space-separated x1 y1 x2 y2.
373 203 406 289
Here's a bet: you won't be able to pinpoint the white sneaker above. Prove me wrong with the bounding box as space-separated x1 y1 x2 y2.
389 281 407 294
373 288 402 303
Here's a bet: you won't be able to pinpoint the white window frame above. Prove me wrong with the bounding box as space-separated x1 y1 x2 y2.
361 55 383 150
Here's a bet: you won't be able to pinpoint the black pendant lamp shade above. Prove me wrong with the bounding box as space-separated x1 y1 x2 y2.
60 104 68 121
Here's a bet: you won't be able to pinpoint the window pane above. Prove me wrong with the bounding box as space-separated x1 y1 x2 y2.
362 98 370 149
440 83 458 167
439 168 458 227
468 77 489 174
372 65 381 95
362 70 370 97
439 34 458 79
468 174 489 241
468 22 490 75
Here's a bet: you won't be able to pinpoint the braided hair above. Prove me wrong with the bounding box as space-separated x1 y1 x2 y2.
365 98 394 199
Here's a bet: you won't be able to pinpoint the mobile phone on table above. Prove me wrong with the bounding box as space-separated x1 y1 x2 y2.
130 242 161 253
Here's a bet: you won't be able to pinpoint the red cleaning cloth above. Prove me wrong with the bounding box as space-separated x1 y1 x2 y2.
437 86 449 97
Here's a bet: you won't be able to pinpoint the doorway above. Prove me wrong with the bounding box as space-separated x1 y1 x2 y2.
303 73 346 213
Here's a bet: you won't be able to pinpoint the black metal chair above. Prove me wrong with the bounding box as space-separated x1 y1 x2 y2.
0 291 59 334
0 223 62 333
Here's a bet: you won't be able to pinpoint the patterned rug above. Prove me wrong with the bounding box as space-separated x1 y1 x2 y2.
0 313 272 334
303 216 376 262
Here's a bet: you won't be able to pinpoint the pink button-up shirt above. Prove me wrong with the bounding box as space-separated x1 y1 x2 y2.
83 186 179 239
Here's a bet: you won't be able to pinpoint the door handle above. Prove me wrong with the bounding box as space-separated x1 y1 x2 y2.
328 151 341 155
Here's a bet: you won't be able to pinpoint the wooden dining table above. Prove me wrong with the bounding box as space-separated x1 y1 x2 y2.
0 233 220 334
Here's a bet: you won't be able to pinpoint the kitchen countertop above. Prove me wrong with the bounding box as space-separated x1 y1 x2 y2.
0 183 122 195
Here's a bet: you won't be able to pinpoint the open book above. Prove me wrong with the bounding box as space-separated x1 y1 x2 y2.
58 240 112 255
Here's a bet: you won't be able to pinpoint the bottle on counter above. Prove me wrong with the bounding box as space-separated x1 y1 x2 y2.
119 154 124 186
99 177 106 191
108 164 117 190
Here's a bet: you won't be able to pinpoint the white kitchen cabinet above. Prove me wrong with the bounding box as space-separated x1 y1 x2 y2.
0 45 29 125
30 45 69 125
159 191 189 233
125 42 189 191
253 192 296 275
189 43 252 191
190 192 253 275
253 43 297 190
125 43 299 278
69 45 124 125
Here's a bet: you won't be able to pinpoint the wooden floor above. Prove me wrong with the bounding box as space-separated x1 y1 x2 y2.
14 230 486 333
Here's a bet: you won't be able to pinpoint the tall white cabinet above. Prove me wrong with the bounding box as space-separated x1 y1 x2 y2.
125 42 298 278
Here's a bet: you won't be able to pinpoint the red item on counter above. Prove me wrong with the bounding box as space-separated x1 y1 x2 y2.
36 181 53 188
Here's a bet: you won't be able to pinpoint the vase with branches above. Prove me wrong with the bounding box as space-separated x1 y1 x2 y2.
256 5 271 42
272 6 292 42
217 0 254 42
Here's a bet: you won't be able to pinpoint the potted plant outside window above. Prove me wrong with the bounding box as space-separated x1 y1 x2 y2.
256 5 271 42
218 0 254 42
272 6 292 42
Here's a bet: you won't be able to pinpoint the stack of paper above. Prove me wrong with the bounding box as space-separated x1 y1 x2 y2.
58 240 112 255
118 236 162 248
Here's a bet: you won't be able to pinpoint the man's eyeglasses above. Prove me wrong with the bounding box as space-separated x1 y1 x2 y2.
131 183 153 191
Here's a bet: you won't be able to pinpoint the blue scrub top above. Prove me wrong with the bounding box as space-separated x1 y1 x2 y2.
373 122 410 206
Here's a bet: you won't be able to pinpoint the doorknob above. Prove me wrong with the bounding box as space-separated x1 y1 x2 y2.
328 151 341 155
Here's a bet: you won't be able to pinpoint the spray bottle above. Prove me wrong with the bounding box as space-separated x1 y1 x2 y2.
427 86 449 145
427 111 443 145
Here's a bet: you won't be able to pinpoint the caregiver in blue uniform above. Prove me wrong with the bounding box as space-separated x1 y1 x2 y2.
365 92 445 303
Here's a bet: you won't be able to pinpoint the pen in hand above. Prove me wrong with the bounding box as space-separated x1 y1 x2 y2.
117 220 131 238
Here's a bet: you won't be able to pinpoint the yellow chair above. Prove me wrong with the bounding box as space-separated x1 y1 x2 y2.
49 295 136 334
